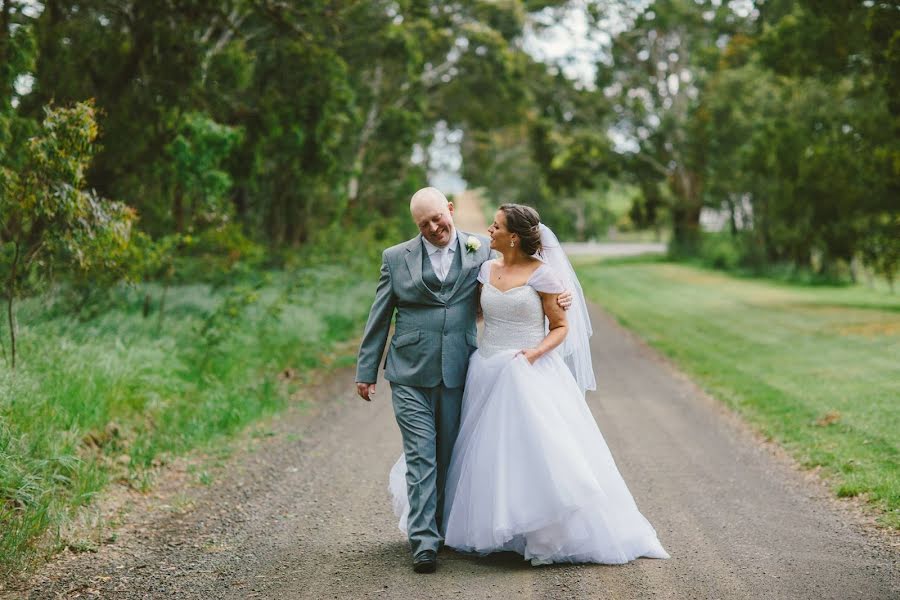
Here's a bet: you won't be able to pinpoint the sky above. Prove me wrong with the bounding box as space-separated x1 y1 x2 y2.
523 2 608 90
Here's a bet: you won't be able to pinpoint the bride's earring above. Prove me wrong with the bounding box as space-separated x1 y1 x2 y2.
510 241 515 247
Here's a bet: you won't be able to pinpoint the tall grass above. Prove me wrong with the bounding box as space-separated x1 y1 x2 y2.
0 220 407 578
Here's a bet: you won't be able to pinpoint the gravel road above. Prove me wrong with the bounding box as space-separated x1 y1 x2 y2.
14 306 897 599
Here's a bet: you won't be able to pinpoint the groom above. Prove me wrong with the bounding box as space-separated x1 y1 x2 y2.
355 187 569 573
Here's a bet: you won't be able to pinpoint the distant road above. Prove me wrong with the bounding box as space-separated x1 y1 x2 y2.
562 241 666 257
451 190 490 234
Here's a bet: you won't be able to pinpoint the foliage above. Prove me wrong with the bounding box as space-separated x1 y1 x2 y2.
3 0 569 246
0 1 894 273
0 101 135 367
165 112 242 233
860 213 900 292
509 0 900 280
460 56 617 238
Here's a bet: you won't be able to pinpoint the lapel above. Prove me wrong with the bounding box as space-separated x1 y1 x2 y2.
404 235 440 302
445 230 476 300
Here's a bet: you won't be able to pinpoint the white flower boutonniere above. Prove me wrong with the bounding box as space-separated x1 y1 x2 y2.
465 236 482 254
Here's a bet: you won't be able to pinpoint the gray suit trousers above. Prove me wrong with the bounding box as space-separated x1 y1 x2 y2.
390 382 463 557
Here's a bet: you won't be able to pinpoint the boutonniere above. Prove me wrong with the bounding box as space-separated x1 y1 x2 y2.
465 236 482 254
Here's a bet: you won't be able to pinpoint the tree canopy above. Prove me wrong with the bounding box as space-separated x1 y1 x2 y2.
0 0 897 286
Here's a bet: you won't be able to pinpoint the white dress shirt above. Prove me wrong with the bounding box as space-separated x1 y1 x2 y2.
421 228 458 282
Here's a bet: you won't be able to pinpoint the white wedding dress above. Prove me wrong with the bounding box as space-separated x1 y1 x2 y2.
389 259 669 565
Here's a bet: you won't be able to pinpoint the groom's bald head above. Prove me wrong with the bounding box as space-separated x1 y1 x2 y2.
410 187 449 217
410 187 455 247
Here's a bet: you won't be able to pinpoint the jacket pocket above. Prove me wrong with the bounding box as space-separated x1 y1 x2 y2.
392 330 420 348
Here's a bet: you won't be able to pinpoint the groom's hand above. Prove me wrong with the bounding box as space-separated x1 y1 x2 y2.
557 290 573 310
356 382 376 402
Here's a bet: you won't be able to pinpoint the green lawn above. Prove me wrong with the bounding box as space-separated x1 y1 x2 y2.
0 261 377 578
576 258 900 528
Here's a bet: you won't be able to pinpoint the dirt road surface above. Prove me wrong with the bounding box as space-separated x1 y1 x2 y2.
14 193 898 599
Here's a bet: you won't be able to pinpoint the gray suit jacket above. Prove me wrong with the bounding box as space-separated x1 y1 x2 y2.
356 231 493 388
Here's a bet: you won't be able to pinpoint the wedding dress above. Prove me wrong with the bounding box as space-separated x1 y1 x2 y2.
388 258 669 565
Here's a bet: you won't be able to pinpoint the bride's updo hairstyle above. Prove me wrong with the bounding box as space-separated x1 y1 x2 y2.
499 203 542 256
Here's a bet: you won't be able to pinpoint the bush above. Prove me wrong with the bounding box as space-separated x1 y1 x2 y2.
674 232 856 286
282 215 414 271
175 222 267 285
697 233 743 270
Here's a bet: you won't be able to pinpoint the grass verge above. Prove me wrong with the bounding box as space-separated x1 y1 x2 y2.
575 258 900 529
0 256 379 579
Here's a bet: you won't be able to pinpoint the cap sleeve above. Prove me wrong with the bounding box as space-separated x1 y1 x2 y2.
477 259 493 284
528 263 565 294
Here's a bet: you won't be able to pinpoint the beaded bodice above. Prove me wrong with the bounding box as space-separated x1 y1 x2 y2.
479 283 548 357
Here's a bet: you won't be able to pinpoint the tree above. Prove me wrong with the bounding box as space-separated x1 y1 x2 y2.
165 112 242 234
0 101 135 368
461 57 615 239
601 0 750 251
695 0 900 275
154 112 242 327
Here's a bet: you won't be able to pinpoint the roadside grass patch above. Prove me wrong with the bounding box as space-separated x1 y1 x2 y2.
576 259 900 529
0 259 378 578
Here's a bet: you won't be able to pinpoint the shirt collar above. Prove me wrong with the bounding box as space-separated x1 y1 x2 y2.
421 228 458 256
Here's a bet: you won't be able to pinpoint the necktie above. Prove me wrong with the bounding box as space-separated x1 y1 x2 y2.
438 247 450 282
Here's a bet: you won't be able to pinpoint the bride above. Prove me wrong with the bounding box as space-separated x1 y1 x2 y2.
389 203 669 565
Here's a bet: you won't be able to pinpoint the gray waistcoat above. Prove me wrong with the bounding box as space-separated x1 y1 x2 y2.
421 238 463 300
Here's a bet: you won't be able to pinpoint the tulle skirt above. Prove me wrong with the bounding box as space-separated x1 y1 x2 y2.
389 348 669 565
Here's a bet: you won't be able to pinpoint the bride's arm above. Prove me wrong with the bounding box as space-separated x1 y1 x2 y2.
518 293 568 364
475 283 484 322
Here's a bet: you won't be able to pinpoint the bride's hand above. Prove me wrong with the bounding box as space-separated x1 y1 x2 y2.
517 348 542 364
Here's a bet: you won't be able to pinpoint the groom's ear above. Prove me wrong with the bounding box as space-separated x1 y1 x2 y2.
447 201 454 214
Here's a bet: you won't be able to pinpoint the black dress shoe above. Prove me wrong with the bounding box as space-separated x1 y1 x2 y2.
412 550 437 573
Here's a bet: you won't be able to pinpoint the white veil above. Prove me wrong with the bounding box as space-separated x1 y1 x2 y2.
538 224 597 394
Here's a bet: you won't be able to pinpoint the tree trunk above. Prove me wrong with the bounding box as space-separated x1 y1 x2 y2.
0 317 6 366
0 0 13 111
266 176 287 247
669 168 704 253
5 292 13 370
671 202 702 250
727 194 739 237
347 65 384 213
671 171 702 254
6 241 19 370
157 265 172 333
173 192 184 233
